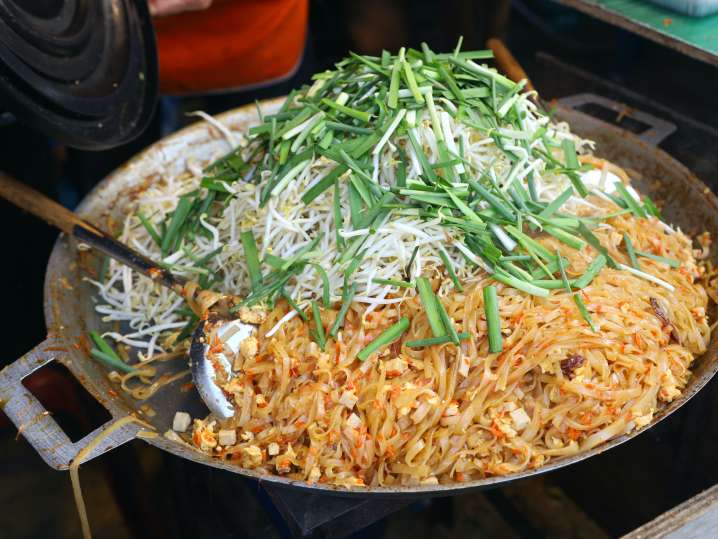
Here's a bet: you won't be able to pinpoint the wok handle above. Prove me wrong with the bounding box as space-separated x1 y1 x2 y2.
0 337 141 470
557 93 677 146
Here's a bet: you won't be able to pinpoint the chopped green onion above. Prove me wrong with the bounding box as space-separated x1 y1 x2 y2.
405 332 470 348
240 230 262 292
556 251 572 293
438 248 463 292
90 349 137 374
357 317 409 361
577 223 618 268
573 294 597 332
445 188 484 224
89 331 136 373
405 245 420 281
416 277 445 337
330 283 357 337
137 211 162 246
531 279 575 290
492 269 550 297
467 179 515 221
325 121 373 135
615 182 646 218
281 289 308 321
372 277 414 288
301 164 348 204
388 61 401 109
311 263 331 308
538 187 574 219
573 254 607 289
321 97 372 123
643 197 661 218
636 250 680 268
483 286 502 353
311 301 326 351
436 298 460 344
623 233 640 270
562 139 580 169
161 197 193 255
401 56 425 104
543 225 585 251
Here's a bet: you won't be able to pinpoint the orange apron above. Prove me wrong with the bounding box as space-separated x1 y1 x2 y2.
153 0 308 95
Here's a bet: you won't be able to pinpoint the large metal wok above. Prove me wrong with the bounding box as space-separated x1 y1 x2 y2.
1 95 717 497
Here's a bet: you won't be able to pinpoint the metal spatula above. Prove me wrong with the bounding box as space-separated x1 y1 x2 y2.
0 172 246 420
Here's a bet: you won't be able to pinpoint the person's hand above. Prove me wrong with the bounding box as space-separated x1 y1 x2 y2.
149 0 213 17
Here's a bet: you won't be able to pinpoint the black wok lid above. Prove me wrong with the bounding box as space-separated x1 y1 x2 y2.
0 0 157 150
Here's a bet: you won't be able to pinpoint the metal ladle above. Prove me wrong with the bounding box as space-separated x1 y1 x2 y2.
0 173 246 419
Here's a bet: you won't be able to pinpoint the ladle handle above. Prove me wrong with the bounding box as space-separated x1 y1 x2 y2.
486 38 536 94
0 172 185 293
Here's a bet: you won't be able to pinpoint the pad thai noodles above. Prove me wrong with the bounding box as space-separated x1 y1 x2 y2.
86 43 711 488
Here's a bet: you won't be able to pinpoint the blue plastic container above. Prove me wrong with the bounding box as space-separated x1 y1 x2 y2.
645 0 718 16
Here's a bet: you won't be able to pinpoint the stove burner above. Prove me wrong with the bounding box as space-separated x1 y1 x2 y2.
0 0 157 149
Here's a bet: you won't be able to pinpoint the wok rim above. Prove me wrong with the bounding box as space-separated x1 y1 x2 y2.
39 99 718 497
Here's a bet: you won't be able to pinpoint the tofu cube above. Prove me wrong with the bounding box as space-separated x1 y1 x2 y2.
172 411 191 433
218 428 237 446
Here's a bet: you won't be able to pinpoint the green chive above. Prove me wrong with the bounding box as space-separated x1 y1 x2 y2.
643 197 661 218
89 332 136 373
543 225 585 251
321 97 372 123
90 349 137 374
388 61 401 109
372 278 414 288
624 233 640 270
406 128 438 183
573 294 597 332
330 283 357 337
405 332 470 348
416 277 445 337
615 182 646 218
405 245 420 281
401 58 425 104
483 286 502 353
311 301 326 351
445 188 484 224
538 187 574 219
333 182 345 250
577 223 617 268
357 317 409 361
636 250 680 268
467 179 515 220
492 269 550 297
573 254 607 289
438 248 463 292
161 197 193 255
301 164 348 204
137 211 162 246
556 251 573 293
325 121 373 135
436 298 460 345
281 289 308 321
240 230 262 291
311 263 331 308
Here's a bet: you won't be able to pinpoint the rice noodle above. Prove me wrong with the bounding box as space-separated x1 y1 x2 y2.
89 98 711 488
